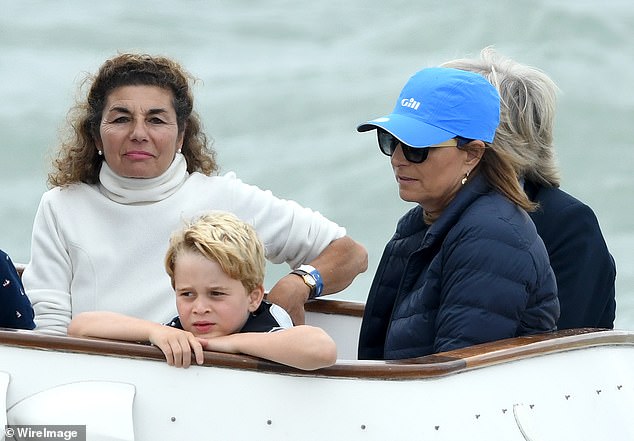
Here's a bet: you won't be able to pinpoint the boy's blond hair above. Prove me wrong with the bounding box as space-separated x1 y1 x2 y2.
165 211 265 292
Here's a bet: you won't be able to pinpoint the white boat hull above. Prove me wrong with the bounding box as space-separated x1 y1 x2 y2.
2 300 633 441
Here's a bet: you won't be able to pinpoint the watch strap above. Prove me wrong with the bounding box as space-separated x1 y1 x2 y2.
293 264 324 299
291 269 316 298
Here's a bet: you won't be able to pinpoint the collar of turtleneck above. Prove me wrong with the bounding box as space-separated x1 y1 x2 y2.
98 153 189 205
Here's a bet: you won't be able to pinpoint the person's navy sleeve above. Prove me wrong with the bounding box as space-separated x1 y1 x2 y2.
531 197 616 329
0 249 36 330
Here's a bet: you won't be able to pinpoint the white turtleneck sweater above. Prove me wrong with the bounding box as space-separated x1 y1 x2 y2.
23 154 345 335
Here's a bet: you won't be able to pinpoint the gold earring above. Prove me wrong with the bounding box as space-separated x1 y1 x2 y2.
461 170 470 185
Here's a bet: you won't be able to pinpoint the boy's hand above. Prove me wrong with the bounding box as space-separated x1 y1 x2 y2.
148 326 205 368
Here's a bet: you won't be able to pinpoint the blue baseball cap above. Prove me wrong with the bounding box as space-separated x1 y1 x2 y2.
357 67 500 147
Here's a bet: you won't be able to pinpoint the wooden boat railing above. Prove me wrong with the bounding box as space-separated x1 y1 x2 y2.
2 322 632 380
10 263 634 379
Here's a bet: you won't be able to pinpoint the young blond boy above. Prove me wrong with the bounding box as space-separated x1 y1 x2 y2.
69 211 337 370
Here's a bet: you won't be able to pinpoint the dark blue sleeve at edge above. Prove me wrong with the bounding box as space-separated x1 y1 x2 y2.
0 249 36 330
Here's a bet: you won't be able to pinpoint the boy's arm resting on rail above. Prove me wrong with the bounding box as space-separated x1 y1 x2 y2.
68 311 204 368
201 324 337 371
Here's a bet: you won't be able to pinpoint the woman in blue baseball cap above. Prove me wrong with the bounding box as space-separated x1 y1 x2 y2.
356 67 560 360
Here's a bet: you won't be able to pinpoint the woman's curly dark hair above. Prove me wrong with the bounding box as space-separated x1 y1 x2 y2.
49 53 217 187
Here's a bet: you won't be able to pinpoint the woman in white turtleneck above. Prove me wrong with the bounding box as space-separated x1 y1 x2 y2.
23 53 368 335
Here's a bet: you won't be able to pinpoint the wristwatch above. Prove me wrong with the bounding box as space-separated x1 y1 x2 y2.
291 264 324 299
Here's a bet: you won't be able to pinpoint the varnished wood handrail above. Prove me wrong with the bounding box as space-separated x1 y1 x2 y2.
305 298 365 317
10 264 632 378
2 328 632 380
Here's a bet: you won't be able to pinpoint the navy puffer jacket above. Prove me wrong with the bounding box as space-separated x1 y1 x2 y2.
358 174 559 360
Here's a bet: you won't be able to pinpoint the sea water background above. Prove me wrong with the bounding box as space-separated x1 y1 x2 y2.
1 0 633 328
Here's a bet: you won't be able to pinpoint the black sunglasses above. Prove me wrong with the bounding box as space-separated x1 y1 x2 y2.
377 129 471 163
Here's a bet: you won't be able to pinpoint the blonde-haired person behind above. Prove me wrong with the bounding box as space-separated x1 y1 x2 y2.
69 211 337 371
442 48 616 330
